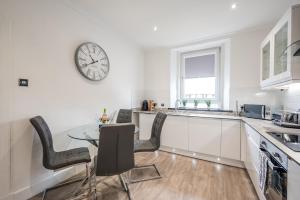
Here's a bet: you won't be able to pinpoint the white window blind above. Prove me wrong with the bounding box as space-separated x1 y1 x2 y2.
185 54 215 79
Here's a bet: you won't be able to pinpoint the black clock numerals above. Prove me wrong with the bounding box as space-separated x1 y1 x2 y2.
99 57 107 61
78 57 86 61
80 49 88 57
86 45 92 54
86 69 91 76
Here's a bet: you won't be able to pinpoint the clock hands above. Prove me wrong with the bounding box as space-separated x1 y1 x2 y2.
82 60 99 67
82 55 99 68
89 54 95 63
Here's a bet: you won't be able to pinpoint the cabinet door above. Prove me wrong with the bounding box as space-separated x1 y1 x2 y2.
161 116 188 150
221 120 241 160
262 41 271 81
288 159 300 200
139 113 155 140
188 118 221 157
274 22 289 76
245 124 260 174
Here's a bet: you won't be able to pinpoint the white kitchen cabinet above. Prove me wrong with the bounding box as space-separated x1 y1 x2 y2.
139 113 155 140
161 115 189 150
221 120 241 160
188 117 222 157
245 124 260 173
244 123 265 200
288 159 300 200
261 5 300 89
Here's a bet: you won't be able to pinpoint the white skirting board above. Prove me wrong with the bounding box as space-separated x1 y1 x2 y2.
1 166 83 200
159 146 245 168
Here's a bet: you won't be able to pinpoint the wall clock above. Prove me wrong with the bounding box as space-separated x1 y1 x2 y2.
75 42 110 81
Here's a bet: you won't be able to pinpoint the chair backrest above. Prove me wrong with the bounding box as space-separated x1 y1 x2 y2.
30 116 54 169
150 112 167 150
96 124 135 176
116 109 132 123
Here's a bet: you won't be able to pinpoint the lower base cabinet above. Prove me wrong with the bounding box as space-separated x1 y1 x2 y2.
188 117 222 157
244 123 265 200
161 115 189 150
288 159 300 200
221 120 241 160
139 113 242 161
139 113 155 140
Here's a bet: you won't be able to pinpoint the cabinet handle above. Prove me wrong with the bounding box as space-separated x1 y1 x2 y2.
273 152 283 163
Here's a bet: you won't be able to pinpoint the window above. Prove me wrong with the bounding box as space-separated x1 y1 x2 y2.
180 48 221 108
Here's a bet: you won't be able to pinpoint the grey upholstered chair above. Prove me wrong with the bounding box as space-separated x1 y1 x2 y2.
30 116 91 200
116 109 132 123
132 112 167 183
94 123 135 199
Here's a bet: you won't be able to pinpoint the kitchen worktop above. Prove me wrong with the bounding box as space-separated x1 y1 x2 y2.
134 109 300 164
133 109 241 120
243 117 300 165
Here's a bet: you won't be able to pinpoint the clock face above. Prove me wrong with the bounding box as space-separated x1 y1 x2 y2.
75 42 110 81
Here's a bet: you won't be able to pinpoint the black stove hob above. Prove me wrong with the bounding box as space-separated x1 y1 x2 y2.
268 132 300 152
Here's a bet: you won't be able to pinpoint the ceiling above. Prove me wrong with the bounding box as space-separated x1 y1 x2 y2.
65 0 300 48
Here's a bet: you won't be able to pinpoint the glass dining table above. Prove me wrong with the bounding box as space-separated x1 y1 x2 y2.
67 123 139 147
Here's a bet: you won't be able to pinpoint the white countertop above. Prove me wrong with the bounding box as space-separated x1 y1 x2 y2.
134 109 241 120
242 118 300 165
134 109 300 164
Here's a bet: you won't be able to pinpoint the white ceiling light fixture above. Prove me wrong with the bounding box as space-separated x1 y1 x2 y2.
231 3 237 10
153 25 158 32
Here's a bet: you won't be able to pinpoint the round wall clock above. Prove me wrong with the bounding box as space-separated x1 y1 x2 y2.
75 42 110 81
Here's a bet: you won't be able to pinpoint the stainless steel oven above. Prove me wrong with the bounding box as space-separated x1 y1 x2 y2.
260 138 288 200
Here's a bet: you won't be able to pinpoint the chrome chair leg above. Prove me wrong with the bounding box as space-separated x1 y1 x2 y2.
119 174 128 192
119 174 131 200
129 164 162 184
42 163 91 200
41 176 85 200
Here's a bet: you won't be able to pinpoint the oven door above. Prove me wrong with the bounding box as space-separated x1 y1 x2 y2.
264 159 287 200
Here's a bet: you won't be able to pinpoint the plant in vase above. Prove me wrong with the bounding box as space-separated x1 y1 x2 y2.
194 99 199 108
205 100 211 110
100 108 109 124
182 99 188 107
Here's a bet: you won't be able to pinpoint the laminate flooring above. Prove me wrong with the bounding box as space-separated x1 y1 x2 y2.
30 151 258 200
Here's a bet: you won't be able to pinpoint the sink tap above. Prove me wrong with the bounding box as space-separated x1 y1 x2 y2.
175 99 181 111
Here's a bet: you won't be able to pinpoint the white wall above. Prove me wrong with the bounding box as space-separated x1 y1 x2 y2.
144 27 281 110
144 48 170 107
281 84 300 111
0 15 13 200
0 0 144 199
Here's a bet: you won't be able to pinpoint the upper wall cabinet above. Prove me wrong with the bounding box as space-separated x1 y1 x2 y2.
260 5 300 89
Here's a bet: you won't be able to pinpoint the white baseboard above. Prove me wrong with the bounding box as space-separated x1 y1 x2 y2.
8 166 81 200
160 146 245 168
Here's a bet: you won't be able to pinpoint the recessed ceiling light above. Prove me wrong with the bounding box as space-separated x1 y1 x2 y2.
231 3 237 10
153 26 158 32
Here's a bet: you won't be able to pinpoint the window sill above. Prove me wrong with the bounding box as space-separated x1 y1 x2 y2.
168 107 233 113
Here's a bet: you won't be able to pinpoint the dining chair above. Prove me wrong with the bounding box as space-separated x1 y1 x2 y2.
30 116 92 200
131 112 167 183
116 109 132 123
94 123 135 200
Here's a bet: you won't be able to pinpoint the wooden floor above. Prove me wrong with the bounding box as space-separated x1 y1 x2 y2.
31 151 258 200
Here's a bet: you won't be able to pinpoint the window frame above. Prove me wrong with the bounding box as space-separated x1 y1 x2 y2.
179 48 221 107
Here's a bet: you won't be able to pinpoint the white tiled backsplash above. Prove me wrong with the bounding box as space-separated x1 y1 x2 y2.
282 84 300 112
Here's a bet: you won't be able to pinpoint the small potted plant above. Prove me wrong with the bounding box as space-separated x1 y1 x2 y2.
194 99 199 108
205 100 211 110
182 99 188 107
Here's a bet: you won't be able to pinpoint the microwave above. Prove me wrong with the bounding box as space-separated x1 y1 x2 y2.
242 104 266 119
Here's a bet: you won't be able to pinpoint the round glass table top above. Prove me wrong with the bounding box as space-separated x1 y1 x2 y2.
67 123 139 142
